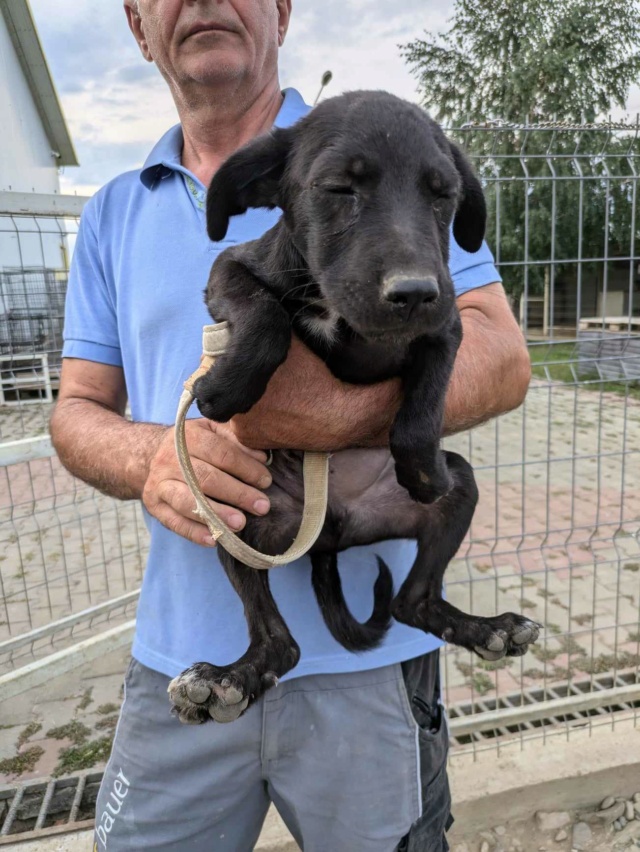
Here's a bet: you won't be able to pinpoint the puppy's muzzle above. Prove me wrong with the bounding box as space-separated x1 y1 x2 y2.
383 275 439 322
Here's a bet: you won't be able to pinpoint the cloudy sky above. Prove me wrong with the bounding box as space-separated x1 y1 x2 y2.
29 1 640 197
28 1 451 196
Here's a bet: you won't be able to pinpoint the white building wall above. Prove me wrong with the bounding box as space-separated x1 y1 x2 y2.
0 12 60 194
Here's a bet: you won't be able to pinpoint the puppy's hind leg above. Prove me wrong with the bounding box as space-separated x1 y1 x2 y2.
168 551 300 725
392 452 541 660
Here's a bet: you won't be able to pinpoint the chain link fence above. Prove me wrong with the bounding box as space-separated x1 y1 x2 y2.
0 126 639 759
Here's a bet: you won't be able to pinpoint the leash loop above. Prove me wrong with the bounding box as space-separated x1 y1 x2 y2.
174 323 330 569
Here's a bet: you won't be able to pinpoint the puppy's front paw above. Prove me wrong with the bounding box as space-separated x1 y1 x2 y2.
193 376 243 422
195 395 234 423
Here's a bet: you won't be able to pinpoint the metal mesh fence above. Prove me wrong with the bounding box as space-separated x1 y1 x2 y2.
442 121 640 757
0 209 147 675
0 129 639 755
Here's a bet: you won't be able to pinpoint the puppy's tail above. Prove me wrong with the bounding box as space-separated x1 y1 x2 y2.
311 553 393 652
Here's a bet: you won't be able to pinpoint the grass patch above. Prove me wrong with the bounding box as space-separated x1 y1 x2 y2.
529 343 577 383
523 668 545 680
94 715 119 732
470 673 495 695
477 657 514 672
47 721 91 746
53 735 113 778
528 343 640 400
76 688 93 712
575 651 640 675
0 747 44 777
456 661 499 694
96 703 119 716
557 635 587 657
16 722 42 749
531 645 559 662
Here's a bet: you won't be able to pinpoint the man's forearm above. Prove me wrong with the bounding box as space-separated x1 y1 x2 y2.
50 399 166 500
443 304 531 436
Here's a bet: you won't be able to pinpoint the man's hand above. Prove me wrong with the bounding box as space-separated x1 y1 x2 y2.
142 419 273 547
51 359 273 549
231 336 402 451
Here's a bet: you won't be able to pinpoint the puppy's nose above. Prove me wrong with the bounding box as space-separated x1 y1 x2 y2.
384 276 439 320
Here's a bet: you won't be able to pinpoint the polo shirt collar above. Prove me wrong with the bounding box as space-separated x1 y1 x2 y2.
140 87 309 190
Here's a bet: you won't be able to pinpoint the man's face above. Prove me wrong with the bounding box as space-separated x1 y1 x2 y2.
126 0 290 91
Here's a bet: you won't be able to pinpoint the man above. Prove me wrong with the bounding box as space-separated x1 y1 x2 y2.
50 1 531 849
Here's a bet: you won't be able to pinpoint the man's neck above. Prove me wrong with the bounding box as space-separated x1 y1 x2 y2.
177 76 284 187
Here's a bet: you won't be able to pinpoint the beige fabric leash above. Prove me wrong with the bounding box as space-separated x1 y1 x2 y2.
175 322 330 570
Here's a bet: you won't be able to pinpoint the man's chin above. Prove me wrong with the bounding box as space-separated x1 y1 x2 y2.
183 60 246 87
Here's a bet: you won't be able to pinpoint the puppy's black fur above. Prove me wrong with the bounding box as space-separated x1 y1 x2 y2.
168 92 539 725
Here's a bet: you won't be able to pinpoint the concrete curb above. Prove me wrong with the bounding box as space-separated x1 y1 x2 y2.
447 715 640 842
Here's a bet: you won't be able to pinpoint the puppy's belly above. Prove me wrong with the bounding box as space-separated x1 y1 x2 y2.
240 448 422 557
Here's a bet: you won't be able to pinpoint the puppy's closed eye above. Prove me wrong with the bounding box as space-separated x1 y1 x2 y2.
311 181 357 198
325 186 357 197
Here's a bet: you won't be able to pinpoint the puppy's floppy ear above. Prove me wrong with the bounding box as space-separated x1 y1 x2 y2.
449 141 487 254
207 126 294 242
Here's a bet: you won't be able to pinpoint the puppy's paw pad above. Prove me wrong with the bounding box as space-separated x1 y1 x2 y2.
209 697 249 723
471 615 542 660
168 664 254 725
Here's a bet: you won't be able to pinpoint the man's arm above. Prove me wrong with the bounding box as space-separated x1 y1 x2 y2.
51 282 528 547
50 361 274 547
443 282 531 435
232 282 531 449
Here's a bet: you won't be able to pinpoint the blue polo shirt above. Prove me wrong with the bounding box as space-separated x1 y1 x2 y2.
62 88 501 680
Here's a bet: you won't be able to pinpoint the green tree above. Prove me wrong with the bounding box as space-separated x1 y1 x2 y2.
402 0 640 125
402 0 640 312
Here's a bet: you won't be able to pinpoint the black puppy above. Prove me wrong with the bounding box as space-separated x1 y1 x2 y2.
169 92 539 724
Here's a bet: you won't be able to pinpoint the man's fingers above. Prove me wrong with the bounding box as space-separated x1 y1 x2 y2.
152 481 251 542
186 424 272 490
151 500 219 548
143 420 273 548
168 462 271 516
177 463 271 518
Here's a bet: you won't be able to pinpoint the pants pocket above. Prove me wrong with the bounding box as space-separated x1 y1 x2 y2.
396 760 452 852
396 651 453 850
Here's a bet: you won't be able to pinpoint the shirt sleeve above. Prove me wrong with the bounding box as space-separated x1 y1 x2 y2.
62 199 123 367
449 231 502 297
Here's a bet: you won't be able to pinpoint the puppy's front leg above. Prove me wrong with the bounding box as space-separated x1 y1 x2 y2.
194 256 291 423
390 316 462 503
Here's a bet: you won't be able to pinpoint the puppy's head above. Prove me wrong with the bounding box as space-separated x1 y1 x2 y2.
207 92 487 340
